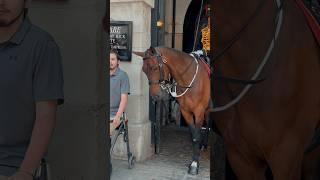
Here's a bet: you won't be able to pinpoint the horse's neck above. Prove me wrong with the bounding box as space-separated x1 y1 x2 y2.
213 0 279 77
213 0 320 108
164 51 196 86
212 0 282 108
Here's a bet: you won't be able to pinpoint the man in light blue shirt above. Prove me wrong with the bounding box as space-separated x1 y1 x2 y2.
109 49 130 135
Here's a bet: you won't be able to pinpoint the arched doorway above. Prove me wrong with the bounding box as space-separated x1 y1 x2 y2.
183 0 210 53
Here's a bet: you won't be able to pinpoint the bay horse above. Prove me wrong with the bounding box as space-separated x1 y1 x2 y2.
133 47 211 175
210 0 320 179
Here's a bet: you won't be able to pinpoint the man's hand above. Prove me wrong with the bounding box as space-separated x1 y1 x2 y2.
7 171 33 180
112 115 121 126
110 115 122 136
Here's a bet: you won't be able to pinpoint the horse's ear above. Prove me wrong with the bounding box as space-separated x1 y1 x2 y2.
133 51 145 58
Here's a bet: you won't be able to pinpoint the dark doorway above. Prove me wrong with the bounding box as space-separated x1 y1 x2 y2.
183 0 208 53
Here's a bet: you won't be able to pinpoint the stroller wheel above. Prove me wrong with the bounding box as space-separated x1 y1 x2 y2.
128 155 135 169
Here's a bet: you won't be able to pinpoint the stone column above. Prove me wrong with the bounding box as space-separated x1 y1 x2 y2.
110 0 154 162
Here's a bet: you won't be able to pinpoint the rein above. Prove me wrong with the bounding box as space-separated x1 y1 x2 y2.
211 0 284 112
211 0 270 64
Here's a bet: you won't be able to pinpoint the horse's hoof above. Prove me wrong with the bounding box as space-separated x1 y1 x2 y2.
188 161 199 175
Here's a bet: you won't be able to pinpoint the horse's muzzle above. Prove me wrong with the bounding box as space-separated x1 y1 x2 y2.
151 89 168 102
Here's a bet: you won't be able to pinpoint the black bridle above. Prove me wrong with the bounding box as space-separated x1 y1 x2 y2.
143 47 169 87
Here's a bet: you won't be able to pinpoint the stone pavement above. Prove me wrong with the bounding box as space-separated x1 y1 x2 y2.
111 125 210 180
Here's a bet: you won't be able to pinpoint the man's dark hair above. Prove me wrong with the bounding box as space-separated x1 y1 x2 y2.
110 49 120 60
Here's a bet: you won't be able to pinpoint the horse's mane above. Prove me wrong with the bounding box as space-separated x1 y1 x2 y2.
156 47 192 61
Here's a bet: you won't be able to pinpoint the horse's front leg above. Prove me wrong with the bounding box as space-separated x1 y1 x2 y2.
188 123 202 175
181 109 203 175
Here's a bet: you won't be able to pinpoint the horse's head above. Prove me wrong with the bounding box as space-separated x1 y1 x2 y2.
133 47 169 101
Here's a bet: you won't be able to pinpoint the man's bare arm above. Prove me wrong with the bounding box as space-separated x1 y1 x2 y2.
114 94 128 121
19 100 58 174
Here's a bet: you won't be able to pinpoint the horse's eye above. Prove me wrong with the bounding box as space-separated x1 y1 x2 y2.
151 66 158 71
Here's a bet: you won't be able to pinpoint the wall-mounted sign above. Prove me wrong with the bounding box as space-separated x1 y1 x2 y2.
110 21 133 61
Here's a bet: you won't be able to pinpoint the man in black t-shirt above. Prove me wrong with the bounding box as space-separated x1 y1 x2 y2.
0 0 64 179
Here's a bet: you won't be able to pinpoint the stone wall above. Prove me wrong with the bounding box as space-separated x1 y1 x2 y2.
110 0 154 162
